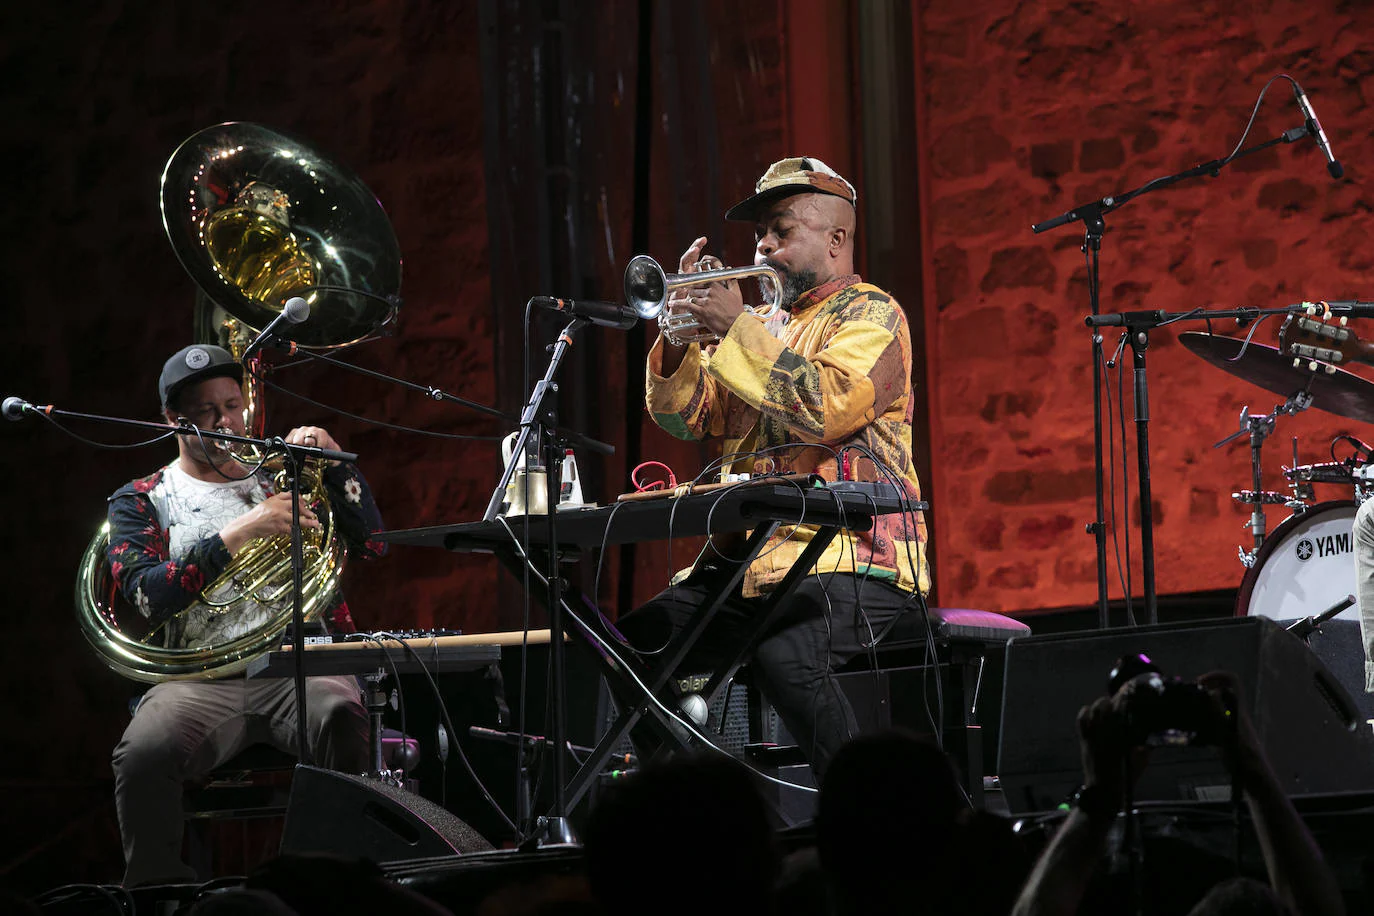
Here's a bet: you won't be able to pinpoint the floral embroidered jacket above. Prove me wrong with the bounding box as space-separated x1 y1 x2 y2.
646 274 930 598
107 461 386 635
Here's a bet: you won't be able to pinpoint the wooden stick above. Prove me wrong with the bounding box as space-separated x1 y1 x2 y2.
615 472 820 502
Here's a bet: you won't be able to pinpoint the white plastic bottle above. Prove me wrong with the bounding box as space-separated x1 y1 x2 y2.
559 448 585 508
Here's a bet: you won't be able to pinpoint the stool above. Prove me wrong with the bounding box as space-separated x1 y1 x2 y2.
184 744 296 880
851 606 1030 806
724 605 1028 805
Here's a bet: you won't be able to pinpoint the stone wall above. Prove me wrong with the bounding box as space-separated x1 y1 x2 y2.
918 0 1374 613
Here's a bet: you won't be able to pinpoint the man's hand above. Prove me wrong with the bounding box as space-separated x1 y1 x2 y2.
220 492 321 556
681 275 746 340
667 238 745 340
659 236 709 376
284 425 342 466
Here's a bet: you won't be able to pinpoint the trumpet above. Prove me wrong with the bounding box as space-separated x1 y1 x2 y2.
624 255 782 346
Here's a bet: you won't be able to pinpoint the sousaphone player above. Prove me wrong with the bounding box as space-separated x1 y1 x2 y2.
107 344 385 886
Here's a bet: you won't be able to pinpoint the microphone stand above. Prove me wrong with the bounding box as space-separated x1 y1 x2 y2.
1032 121 1319 628
251 329 612 833
257 341 615 458
480 317 614 847
5 403 353 765
281 437 311 765
1080 300 1374 627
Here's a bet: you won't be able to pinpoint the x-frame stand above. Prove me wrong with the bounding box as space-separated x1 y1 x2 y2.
474 491 915 817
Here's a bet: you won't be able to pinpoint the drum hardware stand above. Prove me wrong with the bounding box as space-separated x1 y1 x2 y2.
1034 105 1344 628
1212 391 1313 567
361 669 408 787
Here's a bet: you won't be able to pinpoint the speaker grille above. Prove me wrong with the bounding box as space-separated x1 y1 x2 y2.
281 765 492 863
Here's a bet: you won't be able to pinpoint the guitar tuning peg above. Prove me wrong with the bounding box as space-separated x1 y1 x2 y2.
1293 358 1302 368
1305 303 1318 315
1326 363 1337 374
1309 360 1320 371
1340 316 1349 327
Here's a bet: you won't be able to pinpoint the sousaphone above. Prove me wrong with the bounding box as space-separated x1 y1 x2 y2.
76 122 401 682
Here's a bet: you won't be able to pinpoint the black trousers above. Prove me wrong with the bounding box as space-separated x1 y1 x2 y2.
615 562 917 780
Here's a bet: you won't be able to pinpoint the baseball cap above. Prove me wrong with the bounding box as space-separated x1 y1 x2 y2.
159 344 243 409
725 156 858 222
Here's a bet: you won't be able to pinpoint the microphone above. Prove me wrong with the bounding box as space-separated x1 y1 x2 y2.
530 296 638 331
1292 81 1344 180
3 396 31 421
1286 594 1356 641
242 296 311 361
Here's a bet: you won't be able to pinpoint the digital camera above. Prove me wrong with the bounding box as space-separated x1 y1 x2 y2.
1109 654 1223 748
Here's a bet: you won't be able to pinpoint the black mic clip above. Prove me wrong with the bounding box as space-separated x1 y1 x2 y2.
1286 594 1356 641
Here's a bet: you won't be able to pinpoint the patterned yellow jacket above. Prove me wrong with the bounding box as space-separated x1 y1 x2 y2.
646 273 930 598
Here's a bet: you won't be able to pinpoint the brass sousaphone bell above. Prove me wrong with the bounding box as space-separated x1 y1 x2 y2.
76 122 402 682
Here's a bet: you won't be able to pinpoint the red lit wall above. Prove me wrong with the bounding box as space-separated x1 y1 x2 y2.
916 2 1374 613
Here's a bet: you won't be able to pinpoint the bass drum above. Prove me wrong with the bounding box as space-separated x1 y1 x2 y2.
1237 501 1360 623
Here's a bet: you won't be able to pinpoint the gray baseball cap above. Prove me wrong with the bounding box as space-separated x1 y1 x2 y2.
158 345 243 409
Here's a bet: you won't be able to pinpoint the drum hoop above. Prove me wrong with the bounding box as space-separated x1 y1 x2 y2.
1233 499 1357 617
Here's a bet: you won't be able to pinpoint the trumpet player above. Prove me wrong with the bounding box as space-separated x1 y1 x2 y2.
106 344 384 886
619 157 930 779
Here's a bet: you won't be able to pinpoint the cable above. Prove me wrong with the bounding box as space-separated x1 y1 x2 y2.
1100 341 1133 623
630 460 677 491
32 883 135 913
370 633 519 836
251 368 505 442
184 424 271 482
1116 74 1291 209
492 504 819 795
31 411 180 451
834 442 943 754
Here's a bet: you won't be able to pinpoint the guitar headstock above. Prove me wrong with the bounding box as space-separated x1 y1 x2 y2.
1278 302 1374 370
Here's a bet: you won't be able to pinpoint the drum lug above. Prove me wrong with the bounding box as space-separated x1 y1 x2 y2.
1237 545 1257 569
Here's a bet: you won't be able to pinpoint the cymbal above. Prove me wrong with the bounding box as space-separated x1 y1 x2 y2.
1177 331 1374 424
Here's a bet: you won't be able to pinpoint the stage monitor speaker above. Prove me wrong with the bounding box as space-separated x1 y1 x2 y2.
1280 618 1374 723
997 617 1374 814
281 765 493 862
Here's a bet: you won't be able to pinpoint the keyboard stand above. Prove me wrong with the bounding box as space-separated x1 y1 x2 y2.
376 483 906 818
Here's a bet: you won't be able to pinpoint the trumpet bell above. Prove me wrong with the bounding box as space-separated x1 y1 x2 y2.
623 254 782 346
625 254 670 320
161 122 402 350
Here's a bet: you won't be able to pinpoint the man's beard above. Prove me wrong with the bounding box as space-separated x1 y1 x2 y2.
765 261 819 311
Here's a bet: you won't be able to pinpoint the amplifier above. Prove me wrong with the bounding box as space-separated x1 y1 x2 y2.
595 672 784 758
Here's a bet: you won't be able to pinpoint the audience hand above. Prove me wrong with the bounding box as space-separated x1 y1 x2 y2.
1197 670 1265 789
1077 680 1153 812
